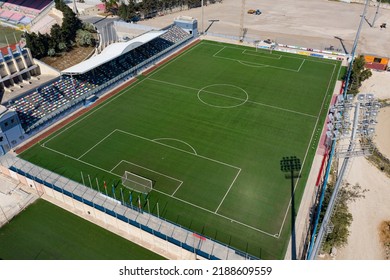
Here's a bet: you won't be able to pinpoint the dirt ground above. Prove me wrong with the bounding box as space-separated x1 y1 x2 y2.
334 70 390 260
359 70 390 159
144 0 390 57
40 46 95 71
159 0 390 259
0 174 38 228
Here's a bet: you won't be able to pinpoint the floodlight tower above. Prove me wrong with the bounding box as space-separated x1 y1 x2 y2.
280 156 301 260
372 0 382 27
201 0 204 35
239 0 246 41
343 0 369 98
73 0 79 15
307 94 379 259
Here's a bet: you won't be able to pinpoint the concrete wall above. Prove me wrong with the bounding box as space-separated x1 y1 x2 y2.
0 166 195 260
33 58 61 76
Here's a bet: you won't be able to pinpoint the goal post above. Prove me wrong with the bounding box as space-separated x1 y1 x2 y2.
121 171 153 194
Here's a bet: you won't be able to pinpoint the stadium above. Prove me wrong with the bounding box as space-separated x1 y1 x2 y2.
0 0 387 261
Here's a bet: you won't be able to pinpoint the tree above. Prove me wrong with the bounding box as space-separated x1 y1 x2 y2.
82 22 96 33
76 30 95 47
50 24 65 51
55 0 66 10
321 183 368 253
58 42 67 52
25 32 39 58
117 0 137 22
101 0 118 14
347 55 372 95
61 6 82 45
47 48 56 57
26 0 93 58
118 2 128 19
140 0 158 17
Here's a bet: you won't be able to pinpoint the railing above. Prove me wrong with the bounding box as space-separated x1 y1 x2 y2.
0 153 257 260
24 35 194 134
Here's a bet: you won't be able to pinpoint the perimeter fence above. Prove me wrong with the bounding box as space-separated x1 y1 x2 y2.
0 153 257 260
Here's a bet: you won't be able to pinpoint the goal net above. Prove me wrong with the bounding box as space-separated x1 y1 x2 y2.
121 171 153 194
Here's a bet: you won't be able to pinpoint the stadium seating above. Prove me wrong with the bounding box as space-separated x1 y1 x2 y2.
160 25 190 44
8 76 96 129
7 25 192 131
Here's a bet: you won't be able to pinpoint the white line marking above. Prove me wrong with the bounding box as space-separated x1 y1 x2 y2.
42 41 205 147
147 41 204 79
153 138 198 155
118 159 184 195
203 41 338 65
110 160 124 172
120 159 183 185
215 53 301 72
116 129 241 171
171 181 184 196
277 63 337 237
212 46 226 57
215 168 241 213
197 83 249 109
242 49 282 60
297 59 306 72
237 60 270 68
37 40 340 239
148 77 317 118
40 141 277 238
78 130 117 159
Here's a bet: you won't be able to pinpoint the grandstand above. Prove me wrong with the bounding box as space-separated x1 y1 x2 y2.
0 0 53 27
0 44 39 92
4 24 192 138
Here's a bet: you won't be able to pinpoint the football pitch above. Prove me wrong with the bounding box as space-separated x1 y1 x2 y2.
20 40 342 259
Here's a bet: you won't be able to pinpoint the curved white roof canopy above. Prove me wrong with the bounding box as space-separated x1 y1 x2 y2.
61 31 166 75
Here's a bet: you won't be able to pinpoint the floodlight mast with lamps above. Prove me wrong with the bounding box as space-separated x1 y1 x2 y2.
343 0 369 99
306 0 371 259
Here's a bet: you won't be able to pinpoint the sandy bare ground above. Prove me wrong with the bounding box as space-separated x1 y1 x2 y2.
0 173 38 228
359 70 390 159
336 157 390 259
360 70 390 100
375 107 390 160
144 0 390 57
335 71 390 260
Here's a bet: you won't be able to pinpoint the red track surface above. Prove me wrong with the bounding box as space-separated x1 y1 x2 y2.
15 78 138 154
15 39 202 154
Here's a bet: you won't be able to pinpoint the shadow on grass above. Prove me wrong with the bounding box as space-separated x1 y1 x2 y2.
280 156 301 260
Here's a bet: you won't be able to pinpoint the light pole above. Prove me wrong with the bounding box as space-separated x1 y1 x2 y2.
372 0 382 27
201 0 204 35
280 156 301 260
343 0 370 98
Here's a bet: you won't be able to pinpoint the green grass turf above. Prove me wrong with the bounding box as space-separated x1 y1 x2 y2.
19 40 341 259
0 26 23 48
0 199 165 260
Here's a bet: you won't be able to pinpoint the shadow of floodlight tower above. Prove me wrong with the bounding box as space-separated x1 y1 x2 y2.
280 156 302 260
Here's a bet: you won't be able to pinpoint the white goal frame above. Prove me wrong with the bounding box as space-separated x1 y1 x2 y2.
121 171 153 193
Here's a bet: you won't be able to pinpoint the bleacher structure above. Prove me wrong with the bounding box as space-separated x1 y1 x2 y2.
0 43 38 91
0 0 53 27
0 24 193 152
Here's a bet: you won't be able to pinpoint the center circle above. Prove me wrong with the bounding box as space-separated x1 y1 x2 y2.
197 84 249 108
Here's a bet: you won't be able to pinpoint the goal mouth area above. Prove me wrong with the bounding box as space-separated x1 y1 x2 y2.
121 171 154 194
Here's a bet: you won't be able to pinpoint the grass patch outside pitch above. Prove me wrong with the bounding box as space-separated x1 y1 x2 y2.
0 199 165 260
